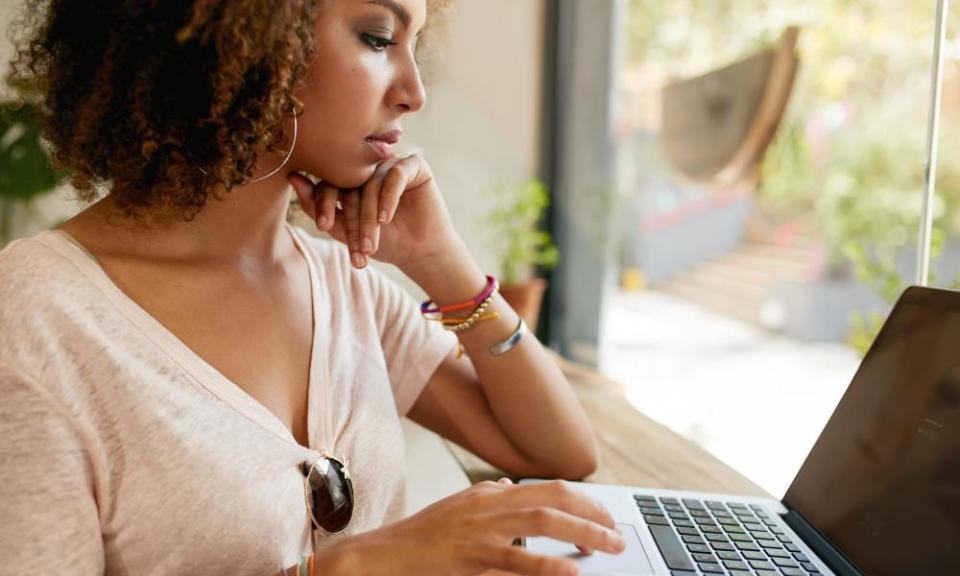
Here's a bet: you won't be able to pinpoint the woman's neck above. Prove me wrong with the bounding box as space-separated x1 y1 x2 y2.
63 171 298 266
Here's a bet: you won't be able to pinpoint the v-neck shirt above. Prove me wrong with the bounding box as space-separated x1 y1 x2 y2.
0 224 457 575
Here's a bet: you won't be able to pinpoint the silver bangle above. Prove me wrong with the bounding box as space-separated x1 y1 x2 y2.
489 316 527 357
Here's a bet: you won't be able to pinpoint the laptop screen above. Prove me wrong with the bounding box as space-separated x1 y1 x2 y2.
784 287 960 576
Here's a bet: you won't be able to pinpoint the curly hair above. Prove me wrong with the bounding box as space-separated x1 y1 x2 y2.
7 0 452 225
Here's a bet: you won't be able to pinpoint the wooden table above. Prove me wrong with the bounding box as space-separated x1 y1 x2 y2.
447 352 768 497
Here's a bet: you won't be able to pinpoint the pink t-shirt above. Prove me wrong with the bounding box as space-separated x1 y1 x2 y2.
0 224 458 575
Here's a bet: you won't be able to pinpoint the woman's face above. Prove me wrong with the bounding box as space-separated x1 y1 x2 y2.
291 0 428 188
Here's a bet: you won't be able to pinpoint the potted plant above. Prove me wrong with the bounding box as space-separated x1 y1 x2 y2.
0 98 67 247
486 179 559 330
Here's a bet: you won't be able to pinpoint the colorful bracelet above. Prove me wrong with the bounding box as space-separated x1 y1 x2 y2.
421 275 499 316
298 555 310 576
440 312 500 326
424 300 496 325
442 294 497 333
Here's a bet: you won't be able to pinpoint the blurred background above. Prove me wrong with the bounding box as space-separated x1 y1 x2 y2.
2 0 958 497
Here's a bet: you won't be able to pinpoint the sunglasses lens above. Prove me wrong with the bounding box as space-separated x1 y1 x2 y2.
304 458 354 533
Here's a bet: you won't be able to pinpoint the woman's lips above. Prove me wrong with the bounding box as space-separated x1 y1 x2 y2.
364 129 402 160
364 137 394 159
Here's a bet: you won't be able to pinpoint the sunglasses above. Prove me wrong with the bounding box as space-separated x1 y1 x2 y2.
300 451 354 534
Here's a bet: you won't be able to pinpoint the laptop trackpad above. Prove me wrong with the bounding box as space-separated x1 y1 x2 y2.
527 523 654 575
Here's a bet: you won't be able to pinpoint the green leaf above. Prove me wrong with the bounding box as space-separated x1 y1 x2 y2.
0 100 65 203
485 179 560 282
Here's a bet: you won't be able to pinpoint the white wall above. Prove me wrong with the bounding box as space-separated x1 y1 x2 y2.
383 0 545 294
0 0 547 296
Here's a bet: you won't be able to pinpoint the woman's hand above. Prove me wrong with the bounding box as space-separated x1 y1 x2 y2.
288 153 459 274
318 479 625 576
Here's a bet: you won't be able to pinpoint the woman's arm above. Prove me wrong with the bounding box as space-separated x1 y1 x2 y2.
289 155 598 479
404 238 599 480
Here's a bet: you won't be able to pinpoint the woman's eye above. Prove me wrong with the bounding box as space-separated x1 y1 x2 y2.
361 33 397 51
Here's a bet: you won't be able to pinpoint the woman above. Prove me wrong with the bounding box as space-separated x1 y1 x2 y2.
0 0 626 574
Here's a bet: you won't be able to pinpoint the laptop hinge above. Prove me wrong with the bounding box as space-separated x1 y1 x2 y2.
781 511 863 576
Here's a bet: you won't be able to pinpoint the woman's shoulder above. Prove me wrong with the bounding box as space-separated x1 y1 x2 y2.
0 231 109 360
0 231 91 304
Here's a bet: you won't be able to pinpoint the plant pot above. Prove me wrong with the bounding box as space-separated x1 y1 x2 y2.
500 278 548 332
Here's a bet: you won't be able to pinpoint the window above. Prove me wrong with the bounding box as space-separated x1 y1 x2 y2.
600 0 955 495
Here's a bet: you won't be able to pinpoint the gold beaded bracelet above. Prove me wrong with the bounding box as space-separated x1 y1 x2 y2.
443 312 501 326
442 293 497 333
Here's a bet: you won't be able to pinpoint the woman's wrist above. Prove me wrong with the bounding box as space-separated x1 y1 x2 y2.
404 239 487 307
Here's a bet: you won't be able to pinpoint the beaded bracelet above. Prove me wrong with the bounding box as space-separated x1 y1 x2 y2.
441 312 500 326
424 296 497 326
442 293 497 333
421 275 499 316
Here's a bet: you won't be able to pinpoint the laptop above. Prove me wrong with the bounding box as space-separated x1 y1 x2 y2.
522 286 960 576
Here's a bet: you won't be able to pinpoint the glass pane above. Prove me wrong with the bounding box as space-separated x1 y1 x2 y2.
604 0 939 496
929 11 960 290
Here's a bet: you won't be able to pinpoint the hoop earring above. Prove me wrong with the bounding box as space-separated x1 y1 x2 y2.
198 115 298 183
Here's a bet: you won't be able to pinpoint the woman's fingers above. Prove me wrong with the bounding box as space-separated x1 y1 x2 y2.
325 205 349 246
468 481 619 561
359 171 384 255
359 155 406 255
358 154 424 256
489 481 617 533
289 153 430 267
497 507 624 555
378 155 417 224
287 173 341 234
287 173 318 222
315 183 339 232
290 153 427 268
340 190 367 268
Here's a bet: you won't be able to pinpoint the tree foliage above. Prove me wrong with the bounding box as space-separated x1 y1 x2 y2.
625 0 960 352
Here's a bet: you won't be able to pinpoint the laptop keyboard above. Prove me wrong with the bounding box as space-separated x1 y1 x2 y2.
635 494 822 576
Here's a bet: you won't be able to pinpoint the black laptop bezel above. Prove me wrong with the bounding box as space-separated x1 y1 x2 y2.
777 285 960 576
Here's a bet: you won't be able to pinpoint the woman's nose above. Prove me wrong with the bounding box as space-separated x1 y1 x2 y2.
388 54 427 113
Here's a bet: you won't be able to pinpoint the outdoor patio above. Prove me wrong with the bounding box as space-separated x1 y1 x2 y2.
600 288 861 496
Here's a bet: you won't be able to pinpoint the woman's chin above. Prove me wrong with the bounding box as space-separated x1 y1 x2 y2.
310 164 378 190
324 163 377 190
